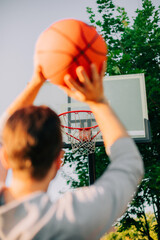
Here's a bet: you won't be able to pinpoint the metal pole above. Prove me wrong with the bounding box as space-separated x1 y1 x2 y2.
88 152 96 185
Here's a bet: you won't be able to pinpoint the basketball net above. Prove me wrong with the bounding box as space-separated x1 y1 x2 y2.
59 110 100 155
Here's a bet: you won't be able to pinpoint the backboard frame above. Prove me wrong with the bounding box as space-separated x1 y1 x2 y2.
60 73 151 148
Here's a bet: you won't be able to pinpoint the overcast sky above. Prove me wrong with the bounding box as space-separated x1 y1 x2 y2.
0 0 159 115
1 0 159 200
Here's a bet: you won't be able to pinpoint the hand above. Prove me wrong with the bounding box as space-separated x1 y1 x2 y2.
60 62 106 104
30 65 46 86
6 65 47 115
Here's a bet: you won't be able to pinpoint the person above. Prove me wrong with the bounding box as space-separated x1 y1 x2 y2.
0 62 144 240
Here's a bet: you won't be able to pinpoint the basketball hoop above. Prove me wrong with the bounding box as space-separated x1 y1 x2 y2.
59 110 100 155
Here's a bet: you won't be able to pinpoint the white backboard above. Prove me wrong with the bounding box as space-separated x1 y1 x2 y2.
35 73 151 147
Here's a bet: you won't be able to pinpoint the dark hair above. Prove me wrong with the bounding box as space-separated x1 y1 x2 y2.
3 105 62 180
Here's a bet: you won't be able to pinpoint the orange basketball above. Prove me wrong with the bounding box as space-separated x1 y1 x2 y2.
34 19 107 86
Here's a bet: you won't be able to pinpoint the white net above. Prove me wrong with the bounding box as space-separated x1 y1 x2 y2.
71 140 96 155
70 128 96 155
59 111 100 155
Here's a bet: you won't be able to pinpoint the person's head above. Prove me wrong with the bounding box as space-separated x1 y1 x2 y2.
2 105 62 180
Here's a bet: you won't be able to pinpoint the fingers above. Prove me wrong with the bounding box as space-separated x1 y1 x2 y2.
90 63 99 84
76 66 91 87
62 62 106 103
100 61 106 79
64 74 85 93
31 64 46 84
64 62 106 90
61 74 85 101
90 61 106 85
59 84 85 101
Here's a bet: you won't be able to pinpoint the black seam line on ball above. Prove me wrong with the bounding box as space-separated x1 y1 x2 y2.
42 25 105 79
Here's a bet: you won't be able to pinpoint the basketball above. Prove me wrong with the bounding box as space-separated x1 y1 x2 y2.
34 18 107 86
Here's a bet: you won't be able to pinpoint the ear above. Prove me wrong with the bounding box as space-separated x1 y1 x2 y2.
48 150 64 181
55 150 64 170
0 147 10 169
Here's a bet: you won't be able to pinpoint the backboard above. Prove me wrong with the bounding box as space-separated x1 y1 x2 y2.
34 73 151 148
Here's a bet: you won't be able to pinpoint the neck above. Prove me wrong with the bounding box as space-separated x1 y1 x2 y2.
3 160 58 203
4 172 49 203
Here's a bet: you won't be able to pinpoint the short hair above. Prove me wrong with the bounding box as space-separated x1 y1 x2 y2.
2 105 62 180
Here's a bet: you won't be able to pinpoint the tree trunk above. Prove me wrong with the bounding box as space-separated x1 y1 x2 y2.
142 206 154 240
157 196 160 240
152 194 160 240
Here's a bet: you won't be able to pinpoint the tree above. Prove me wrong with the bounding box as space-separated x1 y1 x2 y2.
101 212 158 240
64 0 160 239
64 146 109 188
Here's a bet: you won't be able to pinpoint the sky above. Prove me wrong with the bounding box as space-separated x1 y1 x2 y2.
1 0 159 114
1 0 159 201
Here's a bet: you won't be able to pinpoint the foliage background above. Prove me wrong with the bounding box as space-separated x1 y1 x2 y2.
63 0 160 239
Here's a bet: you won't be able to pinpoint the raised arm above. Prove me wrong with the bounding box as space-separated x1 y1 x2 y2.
0 66 46 185
60 62 128 153
57 63 144 239
6 66 46 116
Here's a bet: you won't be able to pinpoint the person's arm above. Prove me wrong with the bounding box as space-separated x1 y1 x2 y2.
56 62 144 239
0 66 46 185
6 66 46 115
60 62 128 152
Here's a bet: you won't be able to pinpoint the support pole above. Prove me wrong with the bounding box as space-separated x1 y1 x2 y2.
88 153 96 185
